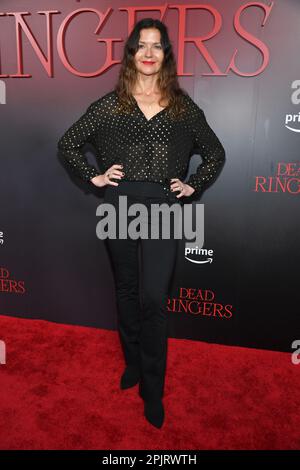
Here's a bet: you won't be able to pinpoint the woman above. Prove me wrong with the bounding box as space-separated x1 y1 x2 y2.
58 18 225 429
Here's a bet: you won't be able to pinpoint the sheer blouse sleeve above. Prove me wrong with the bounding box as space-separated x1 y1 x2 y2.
185 100 226 198
57 100 103 182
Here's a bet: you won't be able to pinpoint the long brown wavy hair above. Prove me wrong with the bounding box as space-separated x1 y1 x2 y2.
114 18 189 119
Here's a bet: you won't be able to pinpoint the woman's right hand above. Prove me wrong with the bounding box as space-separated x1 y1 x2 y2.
90 164 124 187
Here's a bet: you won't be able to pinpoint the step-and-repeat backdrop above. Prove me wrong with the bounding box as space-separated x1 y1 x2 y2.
1 0 299 352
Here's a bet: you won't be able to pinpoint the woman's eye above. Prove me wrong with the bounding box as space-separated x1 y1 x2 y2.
138 44 162 49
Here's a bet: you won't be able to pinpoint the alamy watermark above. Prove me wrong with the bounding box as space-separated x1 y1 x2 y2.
0 340 6 364
291 340 300 365
95 197 204 249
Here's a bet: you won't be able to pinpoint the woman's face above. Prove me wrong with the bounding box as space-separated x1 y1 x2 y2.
134 28 164 77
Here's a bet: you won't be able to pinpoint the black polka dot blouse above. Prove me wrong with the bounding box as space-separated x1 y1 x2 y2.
57 90 225 202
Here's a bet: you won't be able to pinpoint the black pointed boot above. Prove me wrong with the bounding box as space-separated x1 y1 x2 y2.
120 365 140 389
144 398 165 429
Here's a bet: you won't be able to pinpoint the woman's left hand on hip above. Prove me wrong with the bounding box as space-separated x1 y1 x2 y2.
170 178 195 198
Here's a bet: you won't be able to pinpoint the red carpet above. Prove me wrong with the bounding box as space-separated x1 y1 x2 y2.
0 313 299 450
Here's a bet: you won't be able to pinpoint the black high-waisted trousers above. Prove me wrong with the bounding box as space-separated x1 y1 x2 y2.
103 180 179 401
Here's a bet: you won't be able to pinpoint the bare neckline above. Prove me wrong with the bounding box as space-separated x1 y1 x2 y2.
131 94 169 122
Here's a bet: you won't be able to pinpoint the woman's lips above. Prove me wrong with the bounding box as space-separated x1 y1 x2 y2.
142 61 155 65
